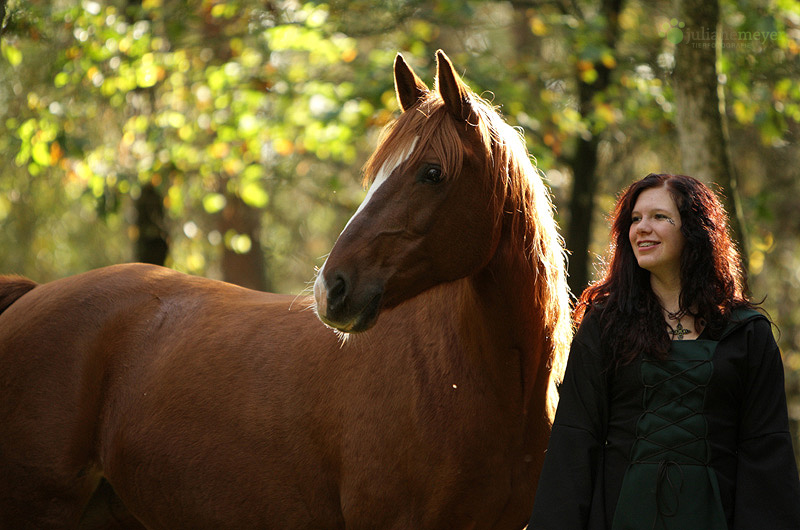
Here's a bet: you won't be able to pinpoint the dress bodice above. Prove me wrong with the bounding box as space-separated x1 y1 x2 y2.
612 339 727 530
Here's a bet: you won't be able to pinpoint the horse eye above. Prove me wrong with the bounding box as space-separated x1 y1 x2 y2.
418 165 443 184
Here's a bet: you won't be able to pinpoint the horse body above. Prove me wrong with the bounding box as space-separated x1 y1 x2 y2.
1 263 539 528
0 51 570 529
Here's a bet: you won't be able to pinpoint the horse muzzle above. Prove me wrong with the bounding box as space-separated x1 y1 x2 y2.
314 270 383 333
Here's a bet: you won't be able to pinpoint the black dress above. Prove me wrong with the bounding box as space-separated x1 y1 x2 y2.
529 308 800 529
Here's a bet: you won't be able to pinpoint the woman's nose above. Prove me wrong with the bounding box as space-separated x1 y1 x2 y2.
636 219 652 233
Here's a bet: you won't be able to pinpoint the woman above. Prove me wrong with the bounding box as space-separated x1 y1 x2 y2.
529 173 800 529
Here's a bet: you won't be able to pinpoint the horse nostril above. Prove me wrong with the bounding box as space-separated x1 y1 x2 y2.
327 273 349 312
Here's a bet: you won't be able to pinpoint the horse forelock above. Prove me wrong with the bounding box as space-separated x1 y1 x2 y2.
362 96 466 189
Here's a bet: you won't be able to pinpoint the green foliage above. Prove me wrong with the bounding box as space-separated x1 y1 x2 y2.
1 0 797 282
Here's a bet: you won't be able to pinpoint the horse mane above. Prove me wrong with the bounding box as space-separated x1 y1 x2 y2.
474 98 572 417
363 84 572 418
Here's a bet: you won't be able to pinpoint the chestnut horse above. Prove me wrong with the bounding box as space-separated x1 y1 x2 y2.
0 50 570 529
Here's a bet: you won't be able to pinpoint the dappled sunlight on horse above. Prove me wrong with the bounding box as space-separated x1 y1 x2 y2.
0 50 571 529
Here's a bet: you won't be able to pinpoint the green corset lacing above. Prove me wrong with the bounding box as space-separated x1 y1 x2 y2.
611 339 728 530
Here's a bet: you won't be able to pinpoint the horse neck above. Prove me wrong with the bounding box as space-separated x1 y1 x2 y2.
392 251 539 383
370 226 551 418
474 232 552 416
475 253 537 338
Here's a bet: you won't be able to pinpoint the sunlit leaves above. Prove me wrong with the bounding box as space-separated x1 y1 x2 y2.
202 193 227 214
239 165 269 208
3 0 798 296
135 54 163 88
1 43 22 66
13 116 60 173
226 231 252 254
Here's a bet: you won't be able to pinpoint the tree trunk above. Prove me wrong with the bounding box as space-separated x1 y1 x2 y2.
565 0 624 295
219 191 269 291
199 6 270 291
126 0 168 267
134 183 169 265
673 0 749 267
0 0 7 35
567 129 601 295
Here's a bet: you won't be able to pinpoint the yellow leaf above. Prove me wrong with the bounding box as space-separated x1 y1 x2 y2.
3 44 22 66
529 16 547 36
273 138 294 156
32 142 51 167
341 48 357 63
580 68 598 84
601 52 617 69
222 157 243 176
50 141 64 165
228 233 252 254
596 104 617 124
241 182 268 208
202 193 227 214
209 142 230 159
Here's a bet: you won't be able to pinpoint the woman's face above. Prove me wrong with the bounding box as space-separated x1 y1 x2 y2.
628 185 685 282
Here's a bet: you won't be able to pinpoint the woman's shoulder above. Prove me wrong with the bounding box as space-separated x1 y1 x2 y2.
578 302 607 327
573 304 606 348
717 308 778 368
719 307 770 340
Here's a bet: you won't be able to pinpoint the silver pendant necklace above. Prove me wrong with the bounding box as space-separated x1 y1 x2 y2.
665 309 692 340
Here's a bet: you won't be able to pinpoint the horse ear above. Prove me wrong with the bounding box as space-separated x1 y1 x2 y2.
435 49 471 121
394 53 428 112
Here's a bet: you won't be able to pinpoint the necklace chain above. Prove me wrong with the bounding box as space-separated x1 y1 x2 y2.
665 308 686 320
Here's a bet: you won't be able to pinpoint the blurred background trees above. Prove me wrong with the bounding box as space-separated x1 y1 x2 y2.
2 0 799 461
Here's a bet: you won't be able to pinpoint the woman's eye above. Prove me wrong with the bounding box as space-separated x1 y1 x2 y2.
656 214 675 224
419 166 443 184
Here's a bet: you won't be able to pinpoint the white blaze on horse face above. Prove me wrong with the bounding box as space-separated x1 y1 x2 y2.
314 136 419 312
342 136 419 234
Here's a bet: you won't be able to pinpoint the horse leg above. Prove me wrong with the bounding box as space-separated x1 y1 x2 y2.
78 479 146 530
0 457 145 530
0 462 102 529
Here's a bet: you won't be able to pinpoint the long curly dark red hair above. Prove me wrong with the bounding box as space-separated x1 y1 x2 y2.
576 173 754 365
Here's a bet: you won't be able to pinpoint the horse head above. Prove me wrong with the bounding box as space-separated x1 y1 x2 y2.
314 50 505 333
